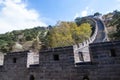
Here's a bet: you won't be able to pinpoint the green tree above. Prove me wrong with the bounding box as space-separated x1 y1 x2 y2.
75 17 82 26
46 21 92 48
94 12 102 17
75 17 95 27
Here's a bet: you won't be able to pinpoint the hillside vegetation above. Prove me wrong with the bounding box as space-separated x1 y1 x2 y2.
0 17 93 53
46 22 91 48
103 10 120 40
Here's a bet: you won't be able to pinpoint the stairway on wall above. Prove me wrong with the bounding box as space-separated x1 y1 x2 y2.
74 18 108 63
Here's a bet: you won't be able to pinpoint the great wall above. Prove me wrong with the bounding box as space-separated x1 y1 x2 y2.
0 18 120 80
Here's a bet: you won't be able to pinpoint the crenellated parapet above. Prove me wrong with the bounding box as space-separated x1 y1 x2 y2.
73 18 98 50
0 41 120 80
1 46 75 69
73 17 99 63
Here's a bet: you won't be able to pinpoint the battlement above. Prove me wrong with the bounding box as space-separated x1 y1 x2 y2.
7 50 29 55
1 41 120 68
40 46 73 53
90 40 120 47
0 41 120 80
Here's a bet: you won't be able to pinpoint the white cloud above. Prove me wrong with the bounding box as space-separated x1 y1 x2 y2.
74 7 88 19
81 7 89 17
0 0 47 34
81 10 88 17
117 0 120 2
74 7 94 19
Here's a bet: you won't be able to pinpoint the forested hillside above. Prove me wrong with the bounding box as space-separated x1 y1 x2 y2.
103 10 120 41
0 17 93 53
0 27 47 53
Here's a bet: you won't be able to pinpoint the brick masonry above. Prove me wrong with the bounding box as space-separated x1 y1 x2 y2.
0 41 120 80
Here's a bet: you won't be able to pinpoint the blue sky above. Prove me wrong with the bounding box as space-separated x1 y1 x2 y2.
0 0 120 33
27 0 120 24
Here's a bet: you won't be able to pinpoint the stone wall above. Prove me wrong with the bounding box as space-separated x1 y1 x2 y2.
0 41 120 80
89 41 120 80
1 51 28 80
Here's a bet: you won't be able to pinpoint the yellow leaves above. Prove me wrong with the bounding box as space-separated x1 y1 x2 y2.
79 23 92 38
47 22 92 48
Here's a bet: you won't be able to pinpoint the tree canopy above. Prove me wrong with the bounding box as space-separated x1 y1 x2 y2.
94 12 102 17
46 22 92 48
